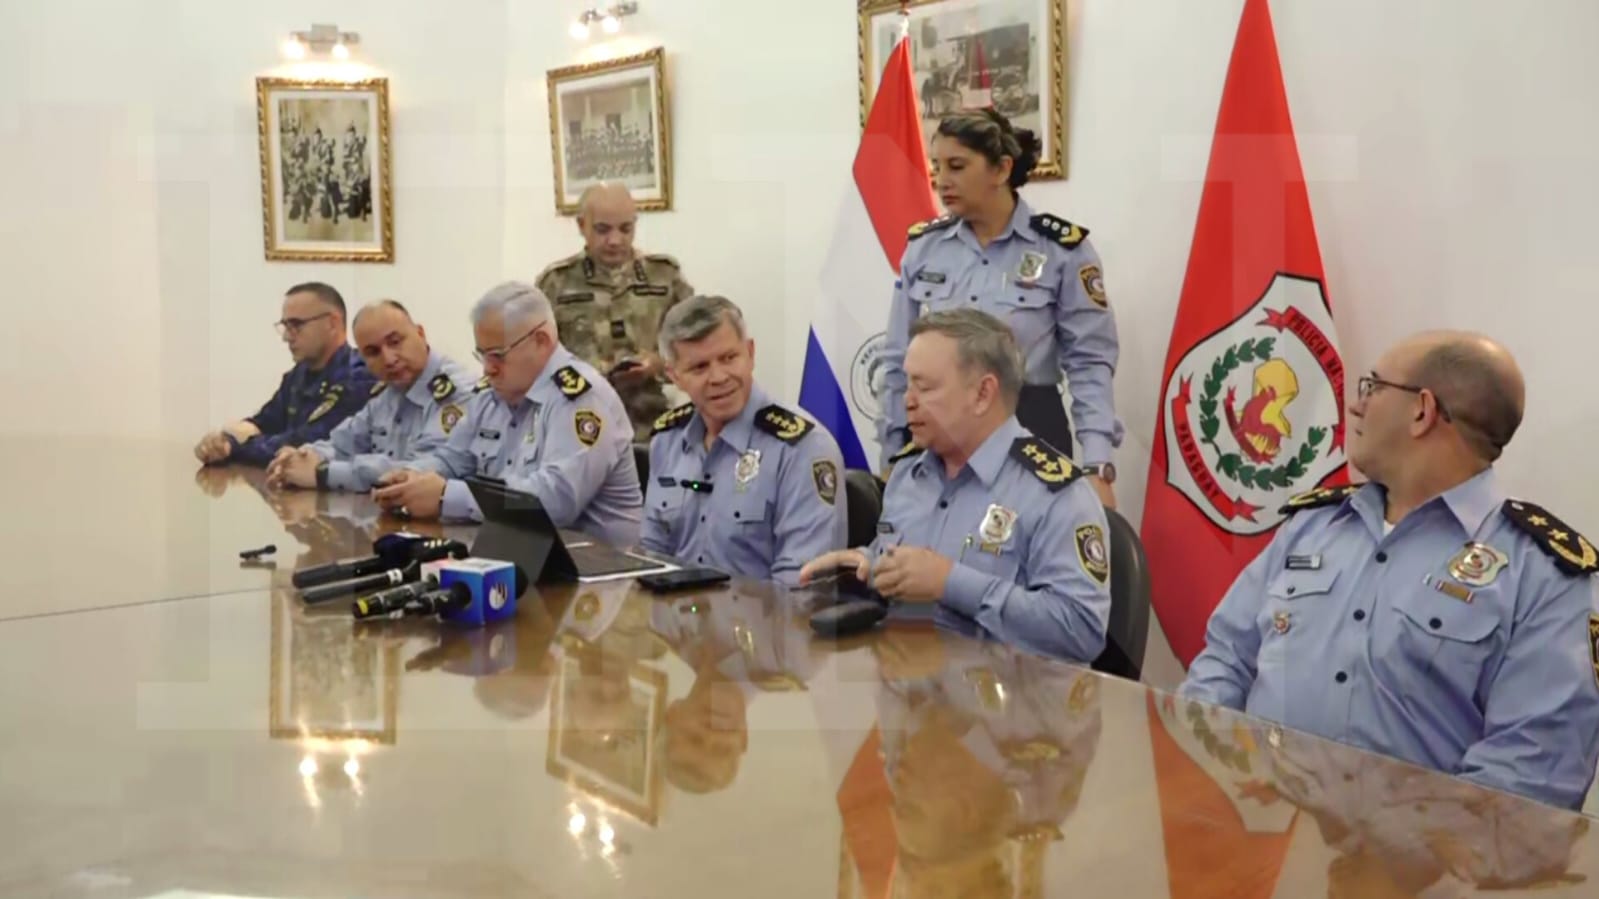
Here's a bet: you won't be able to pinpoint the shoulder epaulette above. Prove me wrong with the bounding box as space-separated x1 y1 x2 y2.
429 373 457 401
370 381 387 397
1503 499 1598 576
888 442 921 464
642 252 681 269
473 376 492 393
552 366 592 400
536 252 583 282
754 404 814 445
1030 214 1089 249
906 214 958 241
1009 438 1081 493
652 403 695 435
1280 484 1361 514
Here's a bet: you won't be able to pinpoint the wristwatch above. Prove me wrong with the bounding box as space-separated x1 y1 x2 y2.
1083 462 1117 484
314 460 330 490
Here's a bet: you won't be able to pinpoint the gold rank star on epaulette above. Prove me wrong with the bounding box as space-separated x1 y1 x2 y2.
754 405 814 444
906 214 958 241
1502 499 1599 576
652 403 694 435
1009 438 1080 492
552 365 591 399
1029 213 1089 249
1279 483 1360 514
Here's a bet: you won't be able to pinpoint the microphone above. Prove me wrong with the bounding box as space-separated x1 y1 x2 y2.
352 575 441 620
353 583 472 621
291 535 467 589
302 560 420 605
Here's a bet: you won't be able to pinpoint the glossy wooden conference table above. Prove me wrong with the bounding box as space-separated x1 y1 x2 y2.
0 441 1593 898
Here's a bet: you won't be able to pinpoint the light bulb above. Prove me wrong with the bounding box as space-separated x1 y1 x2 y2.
282 37 306 59
298 756 319 778
601 14 621 34
570 19 591 41
332 41 350 60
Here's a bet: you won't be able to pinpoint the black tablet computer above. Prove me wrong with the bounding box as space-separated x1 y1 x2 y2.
465 476 670 584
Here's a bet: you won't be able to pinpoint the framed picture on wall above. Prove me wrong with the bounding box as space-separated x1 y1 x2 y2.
256 77 394 262
859 0 1070 180
546 47 672 215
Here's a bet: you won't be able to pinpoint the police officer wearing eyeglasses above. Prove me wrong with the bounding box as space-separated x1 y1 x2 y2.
1182 330 1599 810
373 282 642 548
193 282 375 467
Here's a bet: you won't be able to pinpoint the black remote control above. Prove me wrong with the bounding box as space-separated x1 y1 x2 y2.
808 599 889 638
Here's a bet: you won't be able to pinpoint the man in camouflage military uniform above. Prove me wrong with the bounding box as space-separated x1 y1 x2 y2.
536 182 694 440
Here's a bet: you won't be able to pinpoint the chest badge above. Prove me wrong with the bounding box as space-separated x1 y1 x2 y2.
1018 251 1047 284
1447 542 1509 587
978 503 1018 553
1272 611 1292 635
735 449 762 492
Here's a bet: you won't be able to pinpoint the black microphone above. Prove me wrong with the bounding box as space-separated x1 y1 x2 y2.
354 582 472 621
302 561 420 605
417 583 473 616
291 536 467 588
292 553 390 589
352 575 441 620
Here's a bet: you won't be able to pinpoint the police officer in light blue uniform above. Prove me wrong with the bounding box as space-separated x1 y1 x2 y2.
877 109 1122 508
802 309 1110 664
193 282 376 467
642 296 847 585
265 300 477 492
371 282 642 548
1182 330 1599 810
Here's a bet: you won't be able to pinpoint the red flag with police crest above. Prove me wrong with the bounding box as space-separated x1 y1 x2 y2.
1141 0 1349 667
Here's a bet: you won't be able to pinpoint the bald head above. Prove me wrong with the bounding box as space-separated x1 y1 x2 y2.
351 299 429 388
576 183 638 267
1399 330 1525 462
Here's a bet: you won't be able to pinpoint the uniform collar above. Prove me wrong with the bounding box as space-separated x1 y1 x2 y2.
1347 467 1503 536
929 416 1023 488
686 384 769 453
583 250 643 280
401 349 447 407
307 343 355 377
947 196 1038 250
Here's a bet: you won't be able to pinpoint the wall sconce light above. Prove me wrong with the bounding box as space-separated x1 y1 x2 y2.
281 23 361 60
570 2 638 41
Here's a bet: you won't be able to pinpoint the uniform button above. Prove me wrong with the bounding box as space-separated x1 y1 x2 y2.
970 295 978 303
734 511 740 519
697 556 704 563
1335 671 1348 684
1375 551 1389 563
1429 617 1442 630
699 515 705 523
938 500 948 509
1353 609 1366 622
1285 586 1296 595
660 501 667 508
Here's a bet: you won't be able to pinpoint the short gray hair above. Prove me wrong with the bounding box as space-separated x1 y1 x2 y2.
657 295 747 363
1409 340 1523 463
470 281 554 335
909 309 1024 407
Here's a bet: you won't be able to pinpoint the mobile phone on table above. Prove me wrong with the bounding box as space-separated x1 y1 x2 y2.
637 566 731 593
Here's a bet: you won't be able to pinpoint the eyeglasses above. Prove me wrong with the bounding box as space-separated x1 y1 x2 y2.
274 312 332 337
1357 374 1453 422
473 321 548 364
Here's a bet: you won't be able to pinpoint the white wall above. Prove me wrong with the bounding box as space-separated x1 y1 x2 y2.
6 0 1599 687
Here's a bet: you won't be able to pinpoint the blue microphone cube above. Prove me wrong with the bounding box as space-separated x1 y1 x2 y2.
437 559 518 627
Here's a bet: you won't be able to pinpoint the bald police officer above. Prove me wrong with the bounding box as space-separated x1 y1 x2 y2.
800 308 1111 664
537 182 695 440
265 300 477 492
643 295 847 585
193 282 375 467
1182 330 1599 810
372 282 642 548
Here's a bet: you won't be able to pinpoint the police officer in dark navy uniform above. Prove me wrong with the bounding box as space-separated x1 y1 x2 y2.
194 282 375 467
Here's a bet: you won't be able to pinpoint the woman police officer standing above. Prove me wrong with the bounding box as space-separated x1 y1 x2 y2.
875 109 1123 507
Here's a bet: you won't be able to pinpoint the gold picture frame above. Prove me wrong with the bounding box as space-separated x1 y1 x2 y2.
256 77 394 262
858 0 1069 180
546 47 672 215
268 592 400 745
546 634 669 825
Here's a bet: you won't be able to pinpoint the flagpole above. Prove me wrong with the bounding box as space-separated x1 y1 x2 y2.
899 0 910 40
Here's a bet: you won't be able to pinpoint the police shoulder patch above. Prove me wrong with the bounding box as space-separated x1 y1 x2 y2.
429 373 457 401
1030 214 1089 249
1010 438 1080 492
888 442 922 464
812 460 838 506
652 403 695 435
1503 499 1599 576
574 409 603 447
1280 484 1361 515
754 404 814 444
553 365 592 399
906 214 958 241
